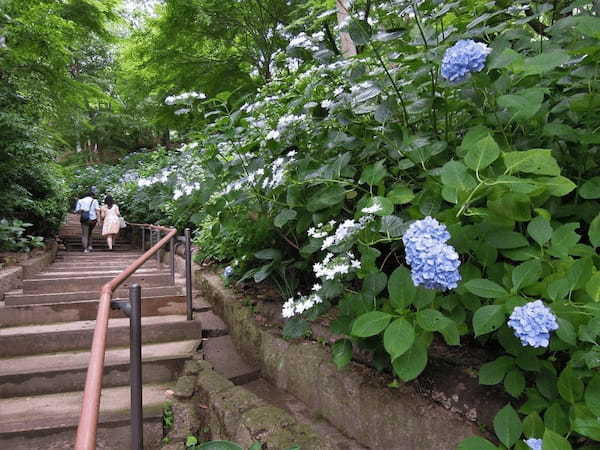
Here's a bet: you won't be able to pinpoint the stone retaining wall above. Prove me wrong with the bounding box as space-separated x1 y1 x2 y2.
0 241 57 299
195 269 487 450
164 360 339 449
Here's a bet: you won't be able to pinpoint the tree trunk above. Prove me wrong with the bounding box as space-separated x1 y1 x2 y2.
336 0 357 57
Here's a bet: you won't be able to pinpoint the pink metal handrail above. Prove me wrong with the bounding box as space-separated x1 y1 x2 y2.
75 223 177 450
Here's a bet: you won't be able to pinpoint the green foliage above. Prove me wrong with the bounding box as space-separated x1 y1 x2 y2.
0 219 45 252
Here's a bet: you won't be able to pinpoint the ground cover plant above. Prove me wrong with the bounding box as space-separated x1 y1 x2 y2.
66 0 600 448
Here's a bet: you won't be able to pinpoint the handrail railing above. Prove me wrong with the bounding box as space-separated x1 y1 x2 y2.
75 223 178 450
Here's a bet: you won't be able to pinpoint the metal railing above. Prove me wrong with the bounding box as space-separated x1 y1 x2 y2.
74 223 193 450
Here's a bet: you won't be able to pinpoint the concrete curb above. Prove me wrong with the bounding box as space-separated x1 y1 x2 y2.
195 269 486 450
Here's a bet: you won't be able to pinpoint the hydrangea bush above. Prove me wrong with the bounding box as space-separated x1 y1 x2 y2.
77 1 600 448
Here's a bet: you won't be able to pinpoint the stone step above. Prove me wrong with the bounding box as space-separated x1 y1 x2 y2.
196 311 228 337
4 286 181 306
55 251 144 259
44 262 160 272
0 315 202 357
29 267 164 279
0 340 198 398
0 384 168 449
22 272 173 294
0 295 186 327
202 335 260 385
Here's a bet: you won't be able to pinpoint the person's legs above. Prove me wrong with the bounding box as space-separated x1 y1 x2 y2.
81 222 90 252
87 221 96 251
107 234 113 250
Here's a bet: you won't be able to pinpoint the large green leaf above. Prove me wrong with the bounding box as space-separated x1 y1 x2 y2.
542 429 572 450
351 311 392 337
579 176 600 199
503 149 560 176
458 437 498 450
473 304 505 336
557 367 584 404
585 374 600 416
392 338 428 381
440 160 476 191
464 135 500 171
360 160 388 185
497 89 545 121
486 230 529 249
465 279 509 298
527 216 553 247
416 308 451 331
493 404 522 447
590 213 600 248
383 318 415 359
479 356 514 385
306 185 346 212
274 209 297 228
521 50 570 75
388 266 415 310
512 260 542 292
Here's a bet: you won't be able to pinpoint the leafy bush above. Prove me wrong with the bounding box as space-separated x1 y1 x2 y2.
0 219 45 253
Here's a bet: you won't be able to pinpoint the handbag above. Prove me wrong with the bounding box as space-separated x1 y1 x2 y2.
119 216 127 229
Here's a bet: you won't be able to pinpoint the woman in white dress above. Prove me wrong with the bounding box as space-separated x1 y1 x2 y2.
100 195 121 250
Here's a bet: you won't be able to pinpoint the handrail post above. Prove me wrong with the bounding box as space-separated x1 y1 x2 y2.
141 227 145 251
129 284 143 450
184 228 192 321
156 230 161 265
169 236 175 284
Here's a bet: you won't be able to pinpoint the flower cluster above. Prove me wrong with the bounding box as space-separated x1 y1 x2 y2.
508 300 559 348
524 438 542 450
320 216 373 250
313 252 361 280
402 217 461 290
282 291 324 318
441 39 491 83
223 266 234 278
165 91 206 105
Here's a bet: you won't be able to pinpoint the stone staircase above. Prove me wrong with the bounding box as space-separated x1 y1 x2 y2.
0 215 203 449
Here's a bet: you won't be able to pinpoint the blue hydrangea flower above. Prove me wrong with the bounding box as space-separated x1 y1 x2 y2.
508 300 559 348
402 217 461 291
223 266 234 278
524 438 542 450
441 39 492 83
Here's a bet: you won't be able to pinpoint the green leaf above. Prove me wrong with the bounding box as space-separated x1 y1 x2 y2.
493 404 523 447
416 309 451 332
549 223 580 258
362 271 387 297
388 266 415 310
473 305 505 336
347 19 372 45
331 339 353 369
383 318 415 359
497 89 545 121
479 356 515 385
523 412 544 438
359 160 388 185
566 257 593 290
542 429 572 450
512 260 542 292
464 135 500 171
590 213 600 248
274 209 297 228
504 369 526 398
307 185 346 212
557 367 584 404
585 374 600 416
538 176 577 197
186 436 198 446
528 216 553 247
556 318 577 346
440 160 476 191
572 404 600 441
254 249 282 260
503 149 561 176
387 185 414 204
486 230 529 249
458 436 498 450
579 176 600 199
379 215 406 237
440 320 460 346
465 279 509 298
544 402 570 435
282 318 311 340
392 338 428 381
586 272 600 302
351 311 392 337
521 50 570 75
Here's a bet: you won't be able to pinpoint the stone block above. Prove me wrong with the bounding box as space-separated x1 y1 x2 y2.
166 400 201 442
210 386 268 439
259 330 290 390
174 375 196 399
195 369 235 398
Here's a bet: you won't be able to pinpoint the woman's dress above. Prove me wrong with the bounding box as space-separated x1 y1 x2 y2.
102 205 121 236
